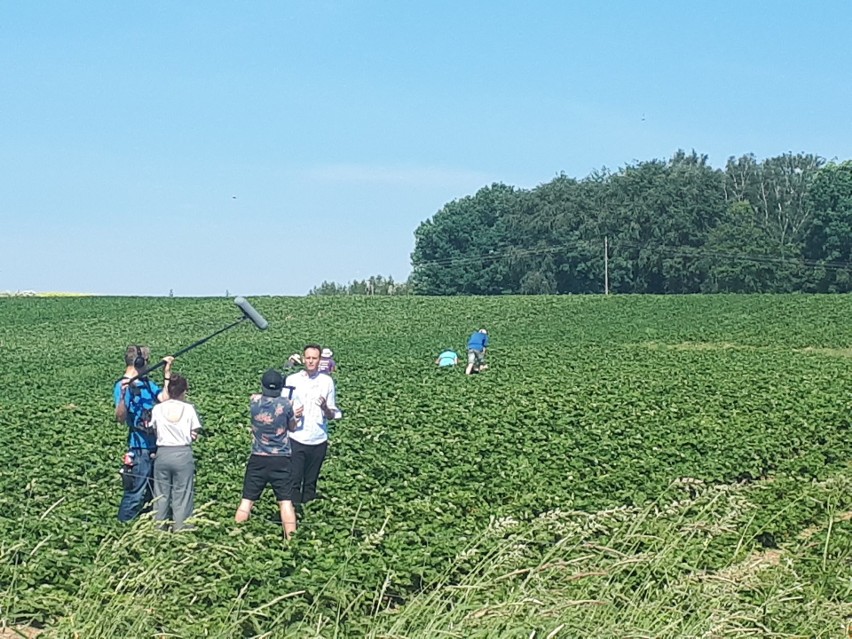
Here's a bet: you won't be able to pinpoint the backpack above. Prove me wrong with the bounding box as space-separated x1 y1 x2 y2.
126 379 158 435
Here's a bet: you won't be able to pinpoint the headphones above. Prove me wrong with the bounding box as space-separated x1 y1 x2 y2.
133 345 147 371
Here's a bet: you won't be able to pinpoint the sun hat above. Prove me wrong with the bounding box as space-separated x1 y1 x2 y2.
321 348 333 358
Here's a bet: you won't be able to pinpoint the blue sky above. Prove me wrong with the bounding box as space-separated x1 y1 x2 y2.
2 1 850 296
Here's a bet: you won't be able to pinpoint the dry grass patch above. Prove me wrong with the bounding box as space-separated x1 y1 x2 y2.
795 346 852 358
636 341 748 352
0 626 41 638
706 549 784 586
799 510 852 541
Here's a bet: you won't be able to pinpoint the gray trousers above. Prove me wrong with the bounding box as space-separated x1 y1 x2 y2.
152 446 195 531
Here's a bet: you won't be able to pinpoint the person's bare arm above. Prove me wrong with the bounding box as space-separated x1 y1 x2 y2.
115 380 128 423
157 356 175 402
190 405 203 441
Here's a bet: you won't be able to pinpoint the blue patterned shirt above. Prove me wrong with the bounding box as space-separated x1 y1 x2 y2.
250 394 294 456
114 378 161 449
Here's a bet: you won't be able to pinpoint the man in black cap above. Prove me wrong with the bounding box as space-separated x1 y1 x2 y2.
234 369 298 538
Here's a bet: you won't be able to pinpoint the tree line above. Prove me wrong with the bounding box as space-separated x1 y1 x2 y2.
410 152 852 294
307 151 851 295
308 275 410 296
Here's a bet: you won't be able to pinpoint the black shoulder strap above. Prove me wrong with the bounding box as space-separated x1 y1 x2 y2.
142 377 157 402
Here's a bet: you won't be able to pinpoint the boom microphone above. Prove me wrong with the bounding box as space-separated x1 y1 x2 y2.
234 296 268 330
122 296 270 383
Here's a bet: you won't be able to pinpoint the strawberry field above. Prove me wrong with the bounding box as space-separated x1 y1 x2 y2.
0 294 850 637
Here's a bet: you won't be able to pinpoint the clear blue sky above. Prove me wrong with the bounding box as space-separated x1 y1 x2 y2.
2 1 850 296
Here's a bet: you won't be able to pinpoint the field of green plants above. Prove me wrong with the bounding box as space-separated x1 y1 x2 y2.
0 294 850 638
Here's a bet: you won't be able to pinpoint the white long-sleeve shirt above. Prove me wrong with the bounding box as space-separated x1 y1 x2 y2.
151 399 202 447
284 370 342 445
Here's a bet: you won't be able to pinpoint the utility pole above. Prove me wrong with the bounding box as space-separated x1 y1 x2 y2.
604 236 609 295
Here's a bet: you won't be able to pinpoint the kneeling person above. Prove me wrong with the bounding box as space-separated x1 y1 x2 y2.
465 328 489 375
235 369 298 538
435 349 459 367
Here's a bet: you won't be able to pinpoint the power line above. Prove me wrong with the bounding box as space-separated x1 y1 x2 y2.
412 239 599 270
614 240 852 272
412 237 852 274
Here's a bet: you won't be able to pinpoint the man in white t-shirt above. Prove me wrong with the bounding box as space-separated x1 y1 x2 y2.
285 344 342 504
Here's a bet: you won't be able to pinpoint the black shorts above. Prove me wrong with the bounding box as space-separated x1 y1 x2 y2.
242 454 294 502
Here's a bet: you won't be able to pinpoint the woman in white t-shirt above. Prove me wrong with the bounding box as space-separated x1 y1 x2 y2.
150 374 202 531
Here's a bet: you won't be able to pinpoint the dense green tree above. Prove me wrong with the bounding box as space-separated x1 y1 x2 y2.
801 161 852 292
723 152 823 252
399 150 852 295
492 175 600 294
701 202 785 292
410 183 523 295
602 151 725 293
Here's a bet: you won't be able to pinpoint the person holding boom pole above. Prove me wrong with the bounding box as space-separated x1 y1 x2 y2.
115 346 174 522
114 296 269 523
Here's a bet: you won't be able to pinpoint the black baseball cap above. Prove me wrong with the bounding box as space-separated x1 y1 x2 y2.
261 369 284 397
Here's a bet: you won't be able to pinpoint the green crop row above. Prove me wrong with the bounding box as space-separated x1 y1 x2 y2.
0 294 849 636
